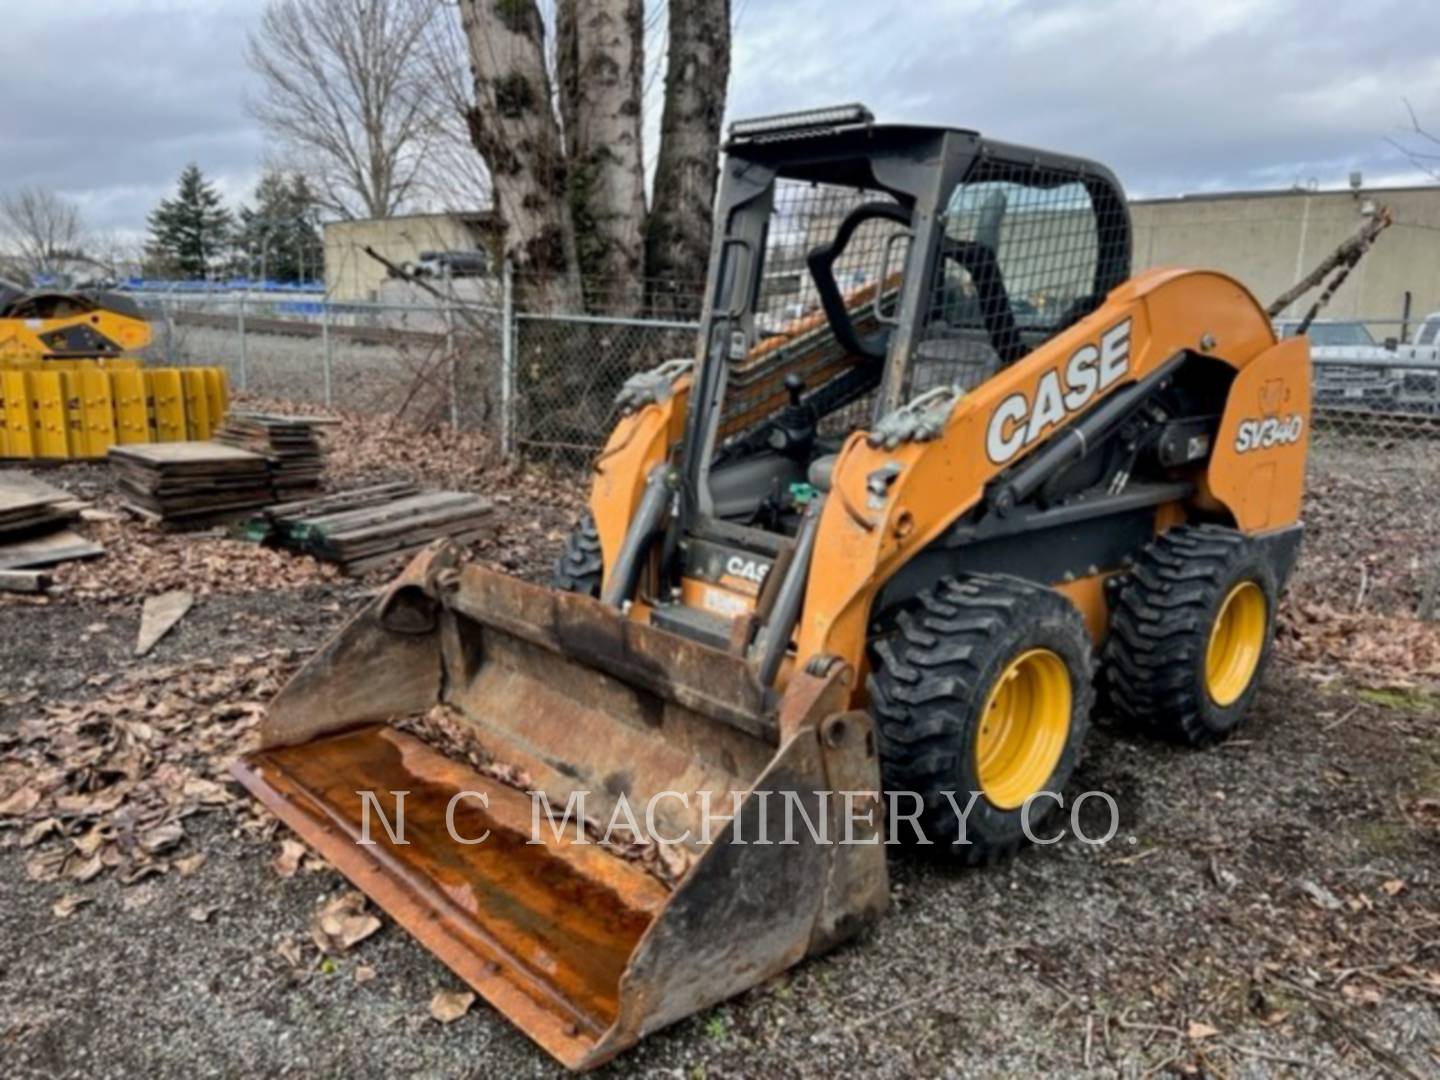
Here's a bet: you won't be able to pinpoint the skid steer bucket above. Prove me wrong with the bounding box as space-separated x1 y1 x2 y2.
233 542 888 1070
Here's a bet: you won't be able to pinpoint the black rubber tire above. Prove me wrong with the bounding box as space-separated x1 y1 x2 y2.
1103 524 1279 747
868 573 1095 864
550 512 603 597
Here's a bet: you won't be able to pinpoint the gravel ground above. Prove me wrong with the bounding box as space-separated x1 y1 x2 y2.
1 423 1437 1078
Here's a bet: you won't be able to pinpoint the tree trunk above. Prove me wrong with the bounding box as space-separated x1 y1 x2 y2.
644 0 731 318
555 0 647 313
456 0 580 307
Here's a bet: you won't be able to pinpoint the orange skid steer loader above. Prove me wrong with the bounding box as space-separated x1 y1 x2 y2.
234 106 1309 1069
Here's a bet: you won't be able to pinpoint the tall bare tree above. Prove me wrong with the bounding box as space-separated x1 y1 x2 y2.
246 0 461 219
456 0 731 314
557 0 647 308
0 187 86 277
645 0 730 313
456 0 578 299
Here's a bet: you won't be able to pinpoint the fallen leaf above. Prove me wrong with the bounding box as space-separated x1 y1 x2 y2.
273 839 307 879
430 989 476 1024
1381 878 1406 897
25 848 66 882
311 891 382 954
139 822 185 855
52 893 91 918
1187 1021 1220 1041
182 777 232 806
19 817 59 847
174 853 207 878
0 786 40 817
68 853 105 882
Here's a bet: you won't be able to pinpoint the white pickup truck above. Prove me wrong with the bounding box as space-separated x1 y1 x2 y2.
1275 317 1440 419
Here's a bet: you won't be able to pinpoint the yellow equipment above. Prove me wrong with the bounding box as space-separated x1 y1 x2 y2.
0 286 229 459
234 106 1309 1069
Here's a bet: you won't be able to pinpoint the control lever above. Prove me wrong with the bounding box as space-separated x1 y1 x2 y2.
785 373 805 407
767 373 817 459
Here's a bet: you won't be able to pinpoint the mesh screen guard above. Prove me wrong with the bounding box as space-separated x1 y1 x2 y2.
715 153 1130 445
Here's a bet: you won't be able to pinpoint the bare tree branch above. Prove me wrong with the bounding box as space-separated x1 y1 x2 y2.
245 0 470 219
0 187 86 278
1388 97 1440 182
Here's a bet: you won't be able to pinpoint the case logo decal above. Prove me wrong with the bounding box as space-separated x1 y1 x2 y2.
986 319 1132 465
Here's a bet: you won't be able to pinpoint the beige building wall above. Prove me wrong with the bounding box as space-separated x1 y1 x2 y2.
1131 186 1440 325
323 213 496 302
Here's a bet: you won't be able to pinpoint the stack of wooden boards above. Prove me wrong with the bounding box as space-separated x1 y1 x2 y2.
241 481 494 574
213 413 332 499
110 443 274 525
0 471 104 586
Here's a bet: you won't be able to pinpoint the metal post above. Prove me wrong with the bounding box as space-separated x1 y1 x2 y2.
501 259 516 457
321 295 334 408
237 290 249 391
163 285 176 365
445 265 459 429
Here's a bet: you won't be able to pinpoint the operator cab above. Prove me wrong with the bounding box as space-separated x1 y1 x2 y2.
648 105 1131 651
691 105 1132 539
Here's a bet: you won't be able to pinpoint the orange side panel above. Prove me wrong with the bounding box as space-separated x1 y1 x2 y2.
1207 336 1310 533
1052 573 1115 645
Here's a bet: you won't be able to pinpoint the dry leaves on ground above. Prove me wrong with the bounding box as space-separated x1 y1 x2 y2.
51 520 340 603
0 651 297 891
1279 603 1440 681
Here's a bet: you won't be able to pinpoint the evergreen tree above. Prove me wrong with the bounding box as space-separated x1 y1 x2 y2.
145 165 233 279
233 171 324 283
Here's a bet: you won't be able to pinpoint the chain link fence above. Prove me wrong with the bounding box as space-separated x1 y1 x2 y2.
117 284 1440 620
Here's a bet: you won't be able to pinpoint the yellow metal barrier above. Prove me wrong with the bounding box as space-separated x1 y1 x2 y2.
111 369 151 445
0 361 231 460
32 371 70 458
181 369 212 439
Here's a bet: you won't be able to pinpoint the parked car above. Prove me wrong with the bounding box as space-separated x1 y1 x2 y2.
1275 318 1440 420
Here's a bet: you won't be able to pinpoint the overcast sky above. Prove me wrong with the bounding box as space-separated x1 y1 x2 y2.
2 0 1438 239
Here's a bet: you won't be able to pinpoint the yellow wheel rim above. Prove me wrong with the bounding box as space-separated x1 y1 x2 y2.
1206 581 1267 706
975 648 1071 810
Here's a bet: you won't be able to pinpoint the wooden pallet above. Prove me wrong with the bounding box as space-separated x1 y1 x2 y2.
109 442 274 524
214 413 333 498
0 470 83 539
242 484 493 574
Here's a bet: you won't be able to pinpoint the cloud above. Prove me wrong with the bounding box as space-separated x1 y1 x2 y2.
1 0 1437 243
0 0 263 235
730 0 1440 197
